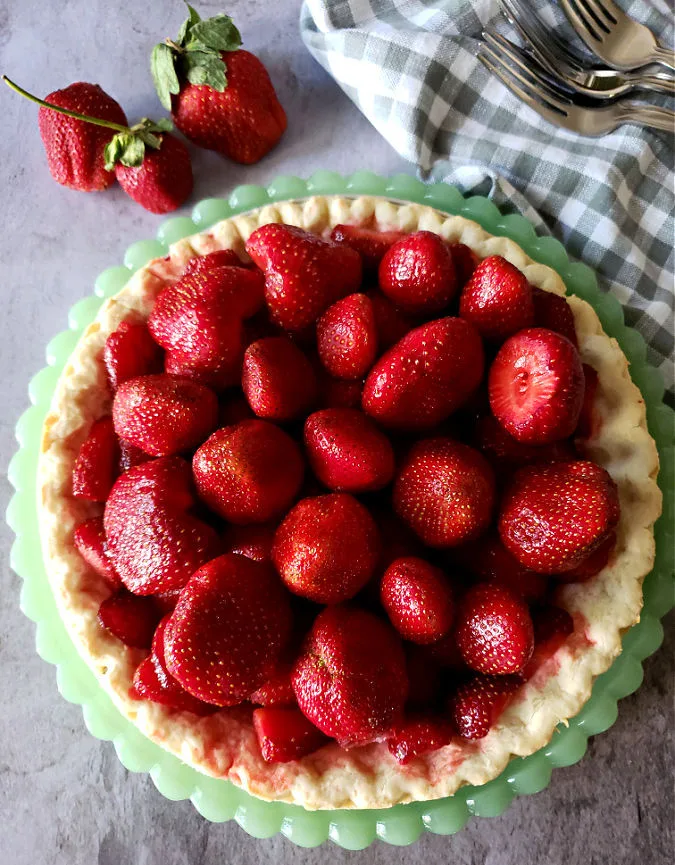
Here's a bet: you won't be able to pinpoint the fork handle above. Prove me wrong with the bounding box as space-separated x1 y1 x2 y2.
651 47 675 74
628 73 675 97
621 104 675 133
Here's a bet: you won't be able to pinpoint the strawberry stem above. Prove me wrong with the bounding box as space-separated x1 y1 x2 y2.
2 76 130 134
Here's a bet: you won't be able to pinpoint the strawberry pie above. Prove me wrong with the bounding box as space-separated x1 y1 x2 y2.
38 195 661 809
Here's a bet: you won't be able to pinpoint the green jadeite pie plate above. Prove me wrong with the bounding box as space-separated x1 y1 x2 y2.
6 172 674 849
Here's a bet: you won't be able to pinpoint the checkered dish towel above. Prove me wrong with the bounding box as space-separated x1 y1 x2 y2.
300 0 674 399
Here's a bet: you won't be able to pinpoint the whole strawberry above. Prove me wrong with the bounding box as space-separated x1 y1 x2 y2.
386 716 454 764
72 416 120 501
459 255 534 341
253 707 327 763
242 336 317 421
151 8 286 164
531 286 578 347
103 321 163 392
222 522 277 564
453 532 548 602
73 516 121 589
98 589 162 649
379 231 457 314
380 557 455 645
316 293 378 380
450 674 522 739
330 225 406 272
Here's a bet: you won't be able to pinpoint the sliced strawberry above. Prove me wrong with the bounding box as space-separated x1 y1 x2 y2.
531 286 578 347
455 583 534 675
489 327 585 444
118 439 152 472
454 533 548 602
242 336 317 421
72 416 120 501
222 523 277 564
245 224 362 332
380 557 455 645
250 663 296 707
97 589 162 649
448 243 479 287
475 413 576 472
316 293 378 380
387 716 454 764
554 530 616 583
253 707 328 762
379 231 457 314
499 460 620 574
330 224 406 271
366 289 418 349
522 605 574 680
450 674 522 739
164 554 292 706
73 516 121 589
575 363 600 440
459 255 534 341
103 321 163 392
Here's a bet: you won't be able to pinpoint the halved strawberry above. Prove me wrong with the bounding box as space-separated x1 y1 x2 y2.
489 327 585 444
450 674 522 739
316 293 378 380
379 231 457 313
459 255 534 341
330 224 406 272
103 321 163 392
222 523 277 564
380 557 455 645
97 589 162 648
73 516 121 589
253 707 327 763
250 662 296 706
72 416 120 501
242 336 317 421
387 716 454 764
531 286 578 347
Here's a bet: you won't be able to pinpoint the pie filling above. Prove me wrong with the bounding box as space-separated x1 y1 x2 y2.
38 196 661 809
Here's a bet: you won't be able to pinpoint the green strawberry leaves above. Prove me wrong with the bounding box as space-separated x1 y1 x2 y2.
151 4 242 110
104 118 174 170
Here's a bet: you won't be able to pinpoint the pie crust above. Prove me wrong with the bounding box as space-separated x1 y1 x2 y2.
37 196 661 810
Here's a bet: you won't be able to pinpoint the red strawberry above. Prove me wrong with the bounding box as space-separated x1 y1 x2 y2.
72 416 120 501
387 716 453 764
97 589 162 649
554 530 616 583
164 554 292 706
475 413 576 472
250 663 296 706
380 557 455 645
531 286 578 347
379 231 457 313
576 363 600 440
112 374 218 457
131 615 218 715
394 438 495 547
272 494 380 604
366 289 418 349
104 456 222 595
253 707 327 763
317 375 364 410
499 460 620 574
103 321 163 392
450 674 522 739
246 224 362 332
330 224 406 272
489 327 585 444
362 317 484 430
193 420 304 524
242 336 317 421
454 533 548 602
459 255 534 341
118 439 152 472
522 605 574 680
448 243 479 286
292 605 408 743
316 293 378 380
304 408 395 493
73 517 121 589
182 249 247 277
164 349 241 391
455 583 534 674
222 523 277 564
154 587 183 614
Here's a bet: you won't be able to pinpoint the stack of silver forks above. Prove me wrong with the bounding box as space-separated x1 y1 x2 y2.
480 0 675 135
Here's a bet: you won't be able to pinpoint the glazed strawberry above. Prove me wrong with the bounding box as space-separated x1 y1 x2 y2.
182 249 247 276
366 289 417 349
522 605 574 680
393 438 495 547
97 589 162 649
73 517 120 589
223 523 277 564
118 439 152 472
450 674 522 739
454 533 548 602
303 408 395 493
379 231 457 313
112 374 218 457
459 255 534 341
531 286 578 347
380 557 455 645
292 605 408 743
103 321 163 392
272 494 380 604
362 317 484 430
164 349 242 391
131 616 217 715
330 224 406 271
448 243 479 286
253 707 327 763
489 327 585 444
499 460 620 574
164 554 292 706
250 663 296 707
575 364 599 440
387 717 453 764
554 530 616 583
193 420 304 524
104 456 222 595
475 413 576 472
242 336 317 421
153 10 286 164
316 294 378 380
72 416 120 501
455 583 534 674
246 224 362 331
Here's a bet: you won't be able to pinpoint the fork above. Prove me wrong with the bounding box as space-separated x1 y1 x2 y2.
559 0 675 72
498 0 675 98
479 33 675 134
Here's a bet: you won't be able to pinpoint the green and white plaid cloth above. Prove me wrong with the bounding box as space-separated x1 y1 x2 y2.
300 0 674 401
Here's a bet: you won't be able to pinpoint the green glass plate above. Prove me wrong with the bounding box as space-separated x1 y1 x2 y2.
6 173 674 850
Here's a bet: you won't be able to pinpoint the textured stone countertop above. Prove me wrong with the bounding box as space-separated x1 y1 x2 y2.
0 1 672 863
